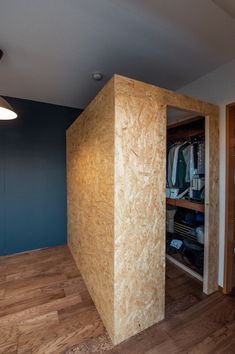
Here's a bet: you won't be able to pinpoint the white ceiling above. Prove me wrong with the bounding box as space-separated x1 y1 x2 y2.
212 0 235 19
0 0 234 108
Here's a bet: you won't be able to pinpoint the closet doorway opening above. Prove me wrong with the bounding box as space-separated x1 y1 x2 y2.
165 106 207 315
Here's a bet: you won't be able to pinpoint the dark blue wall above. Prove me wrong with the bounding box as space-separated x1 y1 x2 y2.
0 97 81 255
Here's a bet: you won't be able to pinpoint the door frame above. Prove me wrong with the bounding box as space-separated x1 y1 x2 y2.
166 107 219 294
224 103 235 294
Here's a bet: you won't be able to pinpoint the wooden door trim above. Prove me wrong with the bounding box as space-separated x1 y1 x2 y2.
224 103 235 294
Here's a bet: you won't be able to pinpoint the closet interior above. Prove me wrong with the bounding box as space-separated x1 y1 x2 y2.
166 107 205 283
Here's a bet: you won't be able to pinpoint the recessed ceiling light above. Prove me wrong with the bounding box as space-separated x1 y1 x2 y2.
91 72 103 81
212 0 235 19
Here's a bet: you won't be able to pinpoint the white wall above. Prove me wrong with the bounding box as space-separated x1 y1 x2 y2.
178 59 235 287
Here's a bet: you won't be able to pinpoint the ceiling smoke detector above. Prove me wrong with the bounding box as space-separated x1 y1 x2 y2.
91 72 103 81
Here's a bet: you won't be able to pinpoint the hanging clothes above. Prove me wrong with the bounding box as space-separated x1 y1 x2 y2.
171 144 181 186
193 142 198 170
183 144 195 183
197 142 205 174
176 147 188 189
167 145 175 188
167 137 205 196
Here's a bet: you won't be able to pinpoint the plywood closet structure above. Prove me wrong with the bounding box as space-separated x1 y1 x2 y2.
67 75 219 344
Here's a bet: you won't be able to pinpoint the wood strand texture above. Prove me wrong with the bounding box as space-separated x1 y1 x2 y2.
67 78 115 339
67 74 219 343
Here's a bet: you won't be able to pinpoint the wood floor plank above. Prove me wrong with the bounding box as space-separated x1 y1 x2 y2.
18 311 59 334
2 246 69 265
0 246 234 354
4 256 71 278
0 324 18 354
0 342 18 354
18 306 105 354
4 252 70 272
165 293 199 318
64 278 89 297
145 337 181 354
5 261 78 282
166 262 183 279
0 282 64 305
107 325 169 354
0 274 6 283
161 291 222 333
63 333 113 354
188 321 235 354
3 273 68 298
163 298 235 352
32 320 104 354
0 288 5 300
0 289 65 317
166 272 192 289
0 293 82 326
1 276 84 306
166 277 204 301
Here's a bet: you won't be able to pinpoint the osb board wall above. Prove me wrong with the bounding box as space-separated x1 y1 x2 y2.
66 78 115 339
67 74 219 345
114 75 219 297
114 87 167 343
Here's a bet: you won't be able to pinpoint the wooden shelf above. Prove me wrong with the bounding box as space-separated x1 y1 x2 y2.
166 198 204 213
167 117 204 141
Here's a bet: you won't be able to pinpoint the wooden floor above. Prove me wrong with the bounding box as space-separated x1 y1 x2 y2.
0 246 234 354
